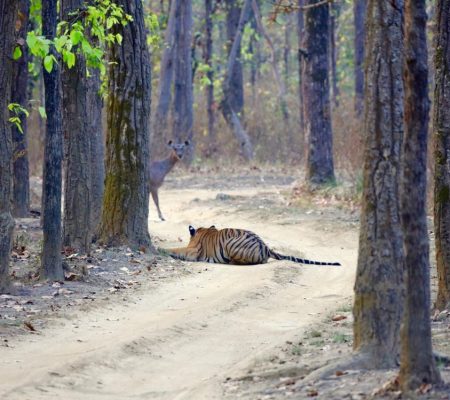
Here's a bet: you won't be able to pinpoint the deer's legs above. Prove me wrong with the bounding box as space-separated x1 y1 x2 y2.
151 189 165 221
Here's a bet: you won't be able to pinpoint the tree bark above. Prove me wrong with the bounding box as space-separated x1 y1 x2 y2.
151 0 176 157
352 0 404 368
329 2 339 108
225 0 244 116
220 0 253 160
0 0 18 293
171 0 194 156
353 0 365 117
61 0 94 254
11 0 30 218
204 0 215 144
302 0 335 184
41 0 64 281
99 0 151 249
434 0 450 311
399 0 441 389
297 0 305 138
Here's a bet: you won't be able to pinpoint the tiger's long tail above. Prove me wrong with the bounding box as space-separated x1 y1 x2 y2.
269 250 341 266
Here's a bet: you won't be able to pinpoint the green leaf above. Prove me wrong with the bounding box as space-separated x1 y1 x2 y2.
115 33 122 45
38 106 47 119
70 29 84 45
54 35 68 53
13 46 22 60
43 55 54 73
66 51 75 68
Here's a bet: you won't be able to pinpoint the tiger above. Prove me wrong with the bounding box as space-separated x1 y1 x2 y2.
163 225 341 266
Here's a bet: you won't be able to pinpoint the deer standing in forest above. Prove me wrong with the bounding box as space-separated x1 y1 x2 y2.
149 140 190 221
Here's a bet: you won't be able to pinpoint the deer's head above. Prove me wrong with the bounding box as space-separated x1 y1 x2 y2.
168 140 190 160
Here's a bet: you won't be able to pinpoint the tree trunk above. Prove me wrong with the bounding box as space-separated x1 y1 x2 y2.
61 0 94 254
434 0 450 311
220 0 253 160
399 0 441 389
88 67 104 238
99 0 151 249
225 0 244 116
204 0 215 145
151 0 176 157
171 0 194 156
352 0 404 368
329 2 339 108
0 0 18 293
11 0 30 218
297 0 305 139
302 0 335 184
41 0 64 281
353 0 365 117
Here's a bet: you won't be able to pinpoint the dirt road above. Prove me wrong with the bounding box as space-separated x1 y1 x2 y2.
0 180 358 399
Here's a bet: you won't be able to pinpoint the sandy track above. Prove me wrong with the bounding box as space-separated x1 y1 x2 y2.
0 185 357 399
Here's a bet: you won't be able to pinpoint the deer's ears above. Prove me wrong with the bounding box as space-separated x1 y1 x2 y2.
184 140 190 146
189 225 196 237
167 140 173 146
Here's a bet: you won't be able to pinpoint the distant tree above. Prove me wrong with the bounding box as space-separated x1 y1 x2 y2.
204 0 215 144
353 0 365 116
353 0 404 368
99 0 152 249
297 0 305 136
399 0 441 389
41 0 64 280
225 0 244 115
0 0 19 292
302 0 335 184
152 0 175 156
171 0 194 154
329 2 339 108
11 0 30 218
220 0 253 160
434 0 450 311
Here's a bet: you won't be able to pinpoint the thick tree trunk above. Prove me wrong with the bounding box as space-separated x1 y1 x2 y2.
220 0 253 160
41 0 64 281
151 0 175 157
87 68 104 237
204 0 215 144
399 0 441 389
352 0 404 368
434 0 450 311
61 0 93 254
11 0 30 218
225 0 244 116
0 0 18 293
171 0 194 155
302 0 335 184
99 0 151 249
353 0 365 117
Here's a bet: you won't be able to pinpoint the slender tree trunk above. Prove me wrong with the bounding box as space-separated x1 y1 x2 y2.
0 0 18 293
302 0 335 184
204 0 215 145
171 0 194 156
61 0 94 254
151 0 176 157
220 0 253 160
297 0 305 139
41 0 64 280
353 0 365 117
399 0 441 389
99 0 151 249
352 0 404 368
284 14 292 86
329 2 339 108
434 0 450 310
225 0 244 116
11 0 30 218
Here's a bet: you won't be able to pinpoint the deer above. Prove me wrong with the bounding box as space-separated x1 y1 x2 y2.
149 140 190 221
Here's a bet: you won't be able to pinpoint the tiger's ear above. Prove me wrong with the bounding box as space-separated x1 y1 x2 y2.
189 225 196 236
209 225 216 229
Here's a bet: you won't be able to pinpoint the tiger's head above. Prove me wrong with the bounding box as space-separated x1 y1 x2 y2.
187 225 217 246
